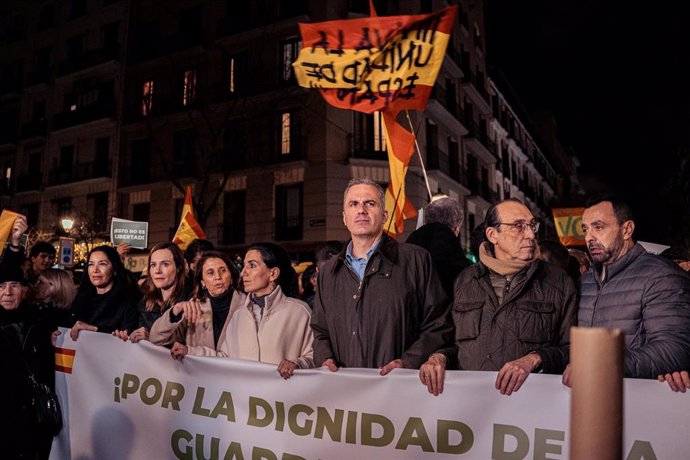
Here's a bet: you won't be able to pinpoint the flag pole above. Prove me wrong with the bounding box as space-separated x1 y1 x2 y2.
405 110 433 202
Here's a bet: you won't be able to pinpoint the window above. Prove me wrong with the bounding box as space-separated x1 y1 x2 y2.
426 119 438 169
142 80 154 116
448 137 460 181
277 110 300 158
132 203 150 222
182 69 197 106
102 22 120 59
281 38 301 81
88 192 108 232
95 137 110 176
227 53 247 95
69 0 86 19
65 34 84 64
179 6 203 47
173 129 196 176
53 198 72 218
38 3 54 31
20 203 39 228
32 100 46 121
223 119 246 169
59 145 74 177
129 139 151 184
223 190 246 244
352 112 386 157
275 184 303 241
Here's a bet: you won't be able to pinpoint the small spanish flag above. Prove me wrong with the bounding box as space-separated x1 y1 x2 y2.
55 347 76 374
172 185 206 250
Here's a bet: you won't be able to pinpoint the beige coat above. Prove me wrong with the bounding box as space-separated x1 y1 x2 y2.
150 287 314 368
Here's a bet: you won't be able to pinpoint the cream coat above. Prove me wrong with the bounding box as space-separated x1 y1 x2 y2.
150 287 314 368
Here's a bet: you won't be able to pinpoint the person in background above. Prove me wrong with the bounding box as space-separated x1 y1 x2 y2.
113 242 188 342
26 242 57 286
568 248 591 275
149 251 244 357
315 241 343 273
539 239 582 283
34 268 77 330
183 239 215 295
0 266 58 459
299 264 317 309
311 178 452 391
563 195 690 385
440 199 576 396
407 195 472 298
227 242 314 378
659 246 690 272
69 246 142 340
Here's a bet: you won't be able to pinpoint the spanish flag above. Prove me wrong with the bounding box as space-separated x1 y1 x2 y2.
172 185 206 250
293 6 457 236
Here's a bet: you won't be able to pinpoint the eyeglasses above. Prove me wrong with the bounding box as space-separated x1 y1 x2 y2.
495 220 540 234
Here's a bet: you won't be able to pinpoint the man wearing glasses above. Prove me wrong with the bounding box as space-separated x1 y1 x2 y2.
421 198 576 396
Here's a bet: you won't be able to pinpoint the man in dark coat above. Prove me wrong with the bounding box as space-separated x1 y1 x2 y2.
564 195 690 386
406 195 472 298
311 179 452 390
441 199 577 396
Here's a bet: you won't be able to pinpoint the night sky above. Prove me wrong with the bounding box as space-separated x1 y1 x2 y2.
485 0 690 245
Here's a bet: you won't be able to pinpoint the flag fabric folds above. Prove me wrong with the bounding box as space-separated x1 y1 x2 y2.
172 185 206 250
552 207 586 247
293 6 457 236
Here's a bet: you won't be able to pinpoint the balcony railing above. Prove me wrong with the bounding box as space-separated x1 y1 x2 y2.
20 120 47 139
48 162 111 186
53 99 115 131
16 173 43 192
57 47 119 77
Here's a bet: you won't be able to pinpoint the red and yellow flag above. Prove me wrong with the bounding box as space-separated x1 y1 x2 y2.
293 6 457 236
172 185 206 250
55 347 75 374
552 207 586 247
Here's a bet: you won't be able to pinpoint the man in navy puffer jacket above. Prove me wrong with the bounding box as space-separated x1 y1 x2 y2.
563 195 690 384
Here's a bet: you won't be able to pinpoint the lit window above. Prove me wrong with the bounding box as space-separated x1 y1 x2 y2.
229 58 235 94
281 113 291 154
182 69 197 106
373 111 387 152
5 166 11 181
142 80 154 116
282 38 302 81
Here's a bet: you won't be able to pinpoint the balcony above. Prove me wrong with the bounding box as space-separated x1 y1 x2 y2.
57 47 119 77
20 120 47 140
48 162 111 186
53 99 115 131
15 173 43 192
461 69 491 115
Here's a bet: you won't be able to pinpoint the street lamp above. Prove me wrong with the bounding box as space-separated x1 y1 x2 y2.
61 217 75 233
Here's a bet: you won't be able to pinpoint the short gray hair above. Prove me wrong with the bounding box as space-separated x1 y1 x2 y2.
424 196 464 230
343 178 386 206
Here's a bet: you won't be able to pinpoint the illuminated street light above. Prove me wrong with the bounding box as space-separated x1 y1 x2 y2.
61 217 75 233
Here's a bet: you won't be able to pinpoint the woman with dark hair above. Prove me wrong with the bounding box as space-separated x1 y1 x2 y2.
232 242 313 378
69 245 142 341
149 250 244 356
113 242 188 342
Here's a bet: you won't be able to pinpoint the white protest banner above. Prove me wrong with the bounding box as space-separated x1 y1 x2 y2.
54 331 688 460
110 217 149 249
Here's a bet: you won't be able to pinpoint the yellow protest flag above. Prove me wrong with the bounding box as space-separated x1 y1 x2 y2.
171 186 206 251
0 210 20 251
552 207 585 246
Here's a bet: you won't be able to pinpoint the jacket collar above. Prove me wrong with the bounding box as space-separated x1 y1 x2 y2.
596 242 646 283
332 233 399 274
242 285 285 315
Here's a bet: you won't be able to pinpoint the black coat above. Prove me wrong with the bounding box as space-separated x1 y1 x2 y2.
0 303 57 459
311 235 452 369
406 222 472 298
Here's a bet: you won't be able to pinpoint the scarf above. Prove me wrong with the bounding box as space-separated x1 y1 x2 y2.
479 242 539 277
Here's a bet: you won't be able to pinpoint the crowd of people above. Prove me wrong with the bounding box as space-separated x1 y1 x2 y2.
2 178 690 458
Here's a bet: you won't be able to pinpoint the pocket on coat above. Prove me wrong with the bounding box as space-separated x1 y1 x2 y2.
452 301 484 340
516 302 555 343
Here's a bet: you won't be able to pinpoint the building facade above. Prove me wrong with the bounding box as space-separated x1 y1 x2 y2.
0 0 580 256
